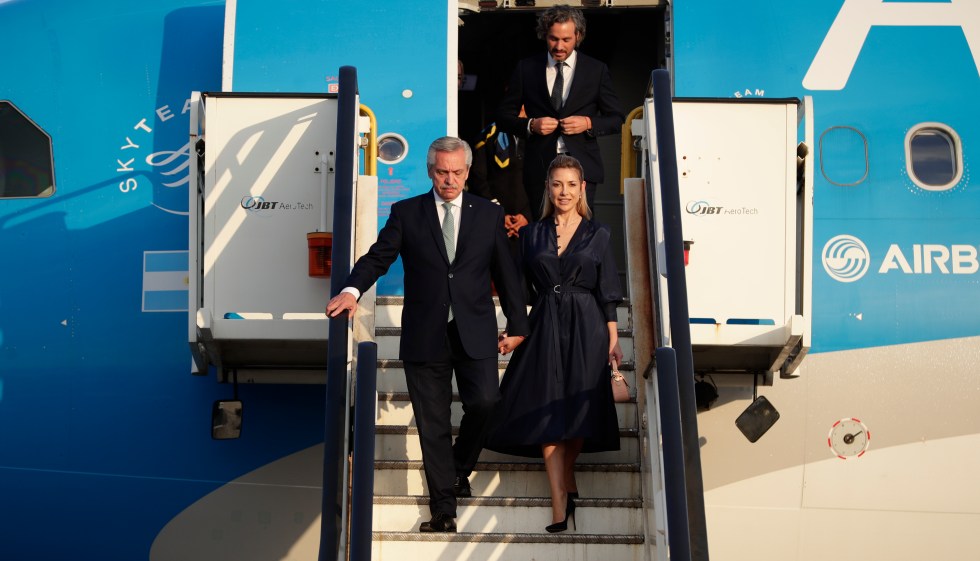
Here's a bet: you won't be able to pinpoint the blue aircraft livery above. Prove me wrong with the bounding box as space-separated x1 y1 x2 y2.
1 1 978 560
0 2 326 559
675 0 980 352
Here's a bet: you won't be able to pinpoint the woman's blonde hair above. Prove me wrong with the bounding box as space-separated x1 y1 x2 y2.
540 154 592 219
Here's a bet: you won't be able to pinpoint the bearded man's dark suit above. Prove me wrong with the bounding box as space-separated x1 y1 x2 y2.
343 190 529 519
496 51 625 217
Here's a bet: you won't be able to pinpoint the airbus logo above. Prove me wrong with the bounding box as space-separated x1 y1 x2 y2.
879 244 979 275
823 234 980 282
822 235 870 282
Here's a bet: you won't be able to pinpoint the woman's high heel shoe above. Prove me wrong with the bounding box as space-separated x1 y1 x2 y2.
545 495 576 533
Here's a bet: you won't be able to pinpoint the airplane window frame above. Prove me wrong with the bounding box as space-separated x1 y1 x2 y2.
905 122 962 192
376 132 409 165
818 125 869 187
0 100 55 199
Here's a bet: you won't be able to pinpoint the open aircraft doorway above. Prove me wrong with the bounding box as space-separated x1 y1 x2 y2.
457 4 667 294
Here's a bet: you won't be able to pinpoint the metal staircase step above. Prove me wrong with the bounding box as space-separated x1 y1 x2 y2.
374 295 633 329
372 531 645 544
373 495 643 534
374 331 635 360
374 426 640 463
375 392 640 430
373 363 640 396
374 460 642 499
370 532 646 561
375 495 643 508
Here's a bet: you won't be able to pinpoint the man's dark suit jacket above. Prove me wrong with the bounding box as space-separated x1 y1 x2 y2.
344 191 529 362
496 51 625 194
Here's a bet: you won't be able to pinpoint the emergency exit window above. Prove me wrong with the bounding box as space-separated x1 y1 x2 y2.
0 101 54 198
906 123 961 191
819 125 868 187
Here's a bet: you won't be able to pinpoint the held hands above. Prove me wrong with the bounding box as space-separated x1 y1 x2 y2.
504 214 529 238
325 292 358 319
497 332 526 355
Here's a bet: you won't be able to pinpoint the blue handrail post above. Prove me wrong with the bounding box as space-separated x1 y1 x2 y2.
655 346 692 561
319 65 359 561
349 341 378 561
650 68 710 561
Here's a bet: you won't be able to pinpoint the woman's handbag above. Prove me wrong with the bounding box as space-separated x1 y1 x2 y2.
610 360 631 403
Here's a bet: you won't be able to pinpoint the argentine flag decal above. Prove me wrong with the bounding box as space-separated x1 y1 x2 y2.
142 251 189 312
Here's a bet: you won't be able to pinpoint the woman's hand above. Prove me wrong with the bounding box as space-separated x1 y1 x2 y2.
608 322 623 365
498 333 526 355
609 341 624 367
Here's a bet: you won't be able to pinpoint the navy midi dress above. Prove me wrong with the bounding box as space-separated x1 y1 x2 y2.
487 218 622 457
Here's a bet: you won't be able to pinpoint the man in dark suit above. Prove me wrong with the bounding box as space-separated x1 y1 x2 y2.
496 4 625 218
326 137 529 533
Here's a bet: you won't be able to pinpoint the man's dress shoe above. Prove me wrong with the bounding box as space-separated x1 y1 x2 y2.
453 476 472 498
419 512 457 533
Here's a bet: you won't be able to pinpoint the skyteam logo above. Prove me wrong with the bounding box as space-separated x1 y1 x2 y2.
114 99 193 216
822 235 871 282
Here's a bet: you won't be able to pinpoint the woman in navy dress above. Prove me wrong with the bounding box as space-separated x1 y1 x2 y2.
490 154 624 532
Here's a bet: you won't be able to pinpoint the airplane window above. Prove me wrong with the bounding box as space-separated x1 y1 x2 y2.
0 101 55 198
818 126 868 186
906 124 961 191
377 133 408 165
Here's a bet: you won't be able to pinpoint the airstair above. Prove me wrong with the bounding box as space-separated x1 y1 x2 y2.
367 297 648 560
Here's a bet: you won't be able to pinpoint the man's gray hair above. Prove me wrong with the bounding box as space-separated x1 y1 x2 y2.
536 5 586 45
426 136 473 169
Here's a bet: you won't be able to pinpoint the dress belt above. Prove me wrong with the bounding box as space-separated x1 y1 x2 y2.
550 284 591 294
